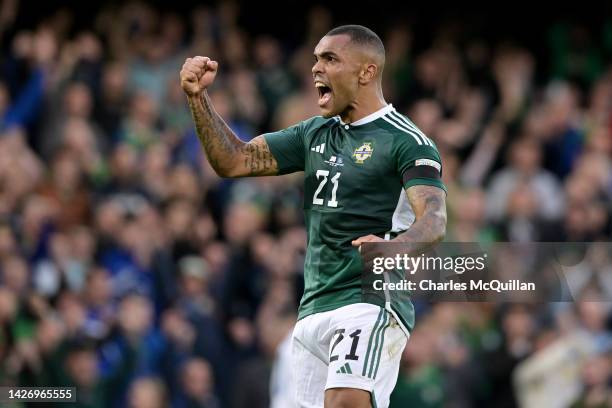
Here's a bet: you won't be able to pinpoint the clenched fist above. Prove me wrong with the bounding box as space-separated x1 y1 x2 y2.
180 56 219 96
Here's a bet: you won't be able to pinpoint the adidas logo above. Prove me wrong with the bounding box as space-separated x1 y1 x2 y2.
336 362 353 374
311 143 325 154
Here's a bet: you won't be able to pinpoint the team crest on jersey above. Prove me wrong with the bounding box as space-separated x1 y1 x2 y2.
353 142 373 164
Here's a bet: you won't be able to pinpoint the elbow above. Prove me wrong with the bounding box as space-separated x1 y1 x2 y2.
219 166 242 178
210 162 240 178
210 167 230 178
213 167 230 178
219 156 247 178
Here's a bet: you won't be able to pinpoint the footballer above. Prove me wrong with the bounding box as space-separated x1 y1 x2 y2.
180 25 447 408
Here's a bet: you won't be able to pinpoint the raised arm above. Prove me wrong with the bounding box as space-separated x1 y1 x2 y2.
180 56 278 177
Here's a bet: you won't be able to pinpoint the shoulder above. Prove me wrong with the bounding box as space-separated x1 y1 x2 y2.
377 110 435 148
376 111 442 165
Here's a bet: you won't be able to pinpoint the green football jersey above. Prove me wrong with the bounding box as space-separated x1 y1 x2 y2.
264 104 446 333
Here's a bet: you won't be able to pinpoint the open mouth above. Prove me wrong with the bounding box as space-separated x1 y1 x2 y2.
315 82 333 107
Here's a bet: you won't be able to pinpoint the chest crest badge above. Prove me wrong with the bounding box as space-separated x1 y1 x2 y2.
353 143 373 164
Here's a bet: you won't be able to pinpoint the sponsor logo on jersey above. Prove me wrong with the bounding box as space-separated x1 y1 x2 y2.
353 143 373 164
415 158 441 171
324 155 344 167
311 143 325 154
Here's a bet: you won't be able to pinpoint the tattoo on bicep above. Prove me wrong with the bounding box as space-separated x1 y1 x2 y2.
395 186 447 245
407 186 446 218
239 136 277 176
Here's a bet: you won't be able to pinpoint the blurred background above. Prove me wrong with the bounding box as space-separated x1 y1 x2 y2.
0 0 611 406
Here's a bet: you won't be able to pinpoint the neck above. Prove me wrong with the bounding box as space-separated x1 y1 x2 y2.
340 88 387 124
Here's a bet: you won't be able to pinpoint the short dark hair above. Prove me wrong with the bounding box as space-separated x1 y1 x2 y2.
325 25 385 57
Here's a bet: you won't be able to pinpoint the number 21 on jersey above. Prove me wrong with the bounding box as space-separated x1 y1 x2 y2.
313 170 341 207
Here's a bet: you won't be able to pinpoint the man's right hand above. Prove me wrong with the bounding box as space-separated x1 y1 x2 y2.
180 56 219 96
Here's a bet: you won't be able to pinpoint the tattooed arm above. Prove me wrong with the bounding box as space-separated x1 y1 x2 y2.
352 185 446 254
187 92 278 177
181 56 278 177
393 185 447 250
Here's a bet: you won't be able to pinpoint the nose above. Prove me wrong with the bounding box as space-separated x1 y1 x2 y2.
312 60 322 76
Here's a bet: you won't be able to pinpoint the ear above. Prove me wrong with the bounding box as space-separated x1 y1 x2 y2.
359 63 378 85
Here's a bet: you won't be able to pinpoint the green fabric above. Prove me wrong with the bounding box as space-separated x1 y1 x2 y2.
362 308 384 376
547 23 604 85
389 366 445 408
265 110 446 333
29 340 141 408
368 311 389 378
372 314 391 379
12 317 35 340
604 21 612 54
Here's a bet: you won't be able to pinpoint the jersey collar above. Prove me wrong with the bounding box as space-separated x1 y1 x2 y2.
338 104 394 127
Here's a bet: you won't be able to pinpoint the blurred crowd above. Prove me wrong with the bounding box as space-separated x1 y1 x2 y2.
0 0 611 407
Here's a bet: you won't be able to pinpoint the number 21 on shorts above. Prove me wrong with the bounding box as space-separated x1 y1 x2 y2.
330 328 361 362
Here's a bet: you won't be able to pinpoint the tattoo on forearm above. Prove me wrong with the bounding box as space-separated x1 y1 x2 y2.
394 186 447 251
187 93 236 173
187 92 277 177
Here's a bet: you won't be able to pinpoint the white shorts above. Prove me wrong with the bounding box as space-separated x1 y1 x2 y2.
291 303 408 408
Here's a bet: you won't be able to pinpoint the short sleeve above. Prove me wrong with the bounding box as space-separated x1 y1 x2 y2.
263 122 306 175
394 137 447 193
